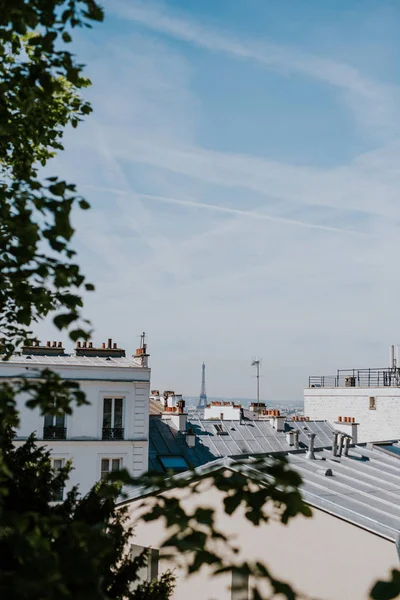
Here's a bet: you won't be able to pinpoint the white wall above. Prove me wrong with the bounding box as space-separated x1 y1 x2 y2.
2 356 151 494
14 439 148 496
204 405 241 420
304 387 400 442
125 481 398 600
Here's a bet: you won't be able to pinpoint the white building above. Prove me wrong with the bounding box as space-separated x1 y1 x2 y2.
305 348 400 443
4 337 151 497
122 445 400 600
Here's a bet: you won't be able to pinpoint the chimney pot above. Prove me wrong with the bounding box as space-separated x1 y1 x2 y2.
46 341 51 347
52 341 56 347
338 416 342 422
113 343 117 349
102 343 106 349
83 341 87 348
58 341 62 348
77 341 81 348
108 338 112 349
89 342 93 348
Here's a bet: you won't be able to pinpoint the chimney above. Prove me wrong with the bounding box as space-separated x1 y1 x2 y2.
272 414 285 432
334 418 359 444
22 340 65 356
108 338 112 349
332 431 339 457
186 427 196 448
239 407 244 425
286 430 294 446
306 433 316 460
390 344 396 368
292 430 300 450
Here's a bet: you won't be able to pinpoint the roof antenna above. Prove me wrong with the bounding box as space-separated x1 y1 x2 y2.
251 357 261 403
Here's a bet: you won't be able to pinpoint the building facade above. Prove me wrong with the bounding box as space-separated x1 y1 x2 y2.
3 338 150 497
305 363 400 443
122 446 400 600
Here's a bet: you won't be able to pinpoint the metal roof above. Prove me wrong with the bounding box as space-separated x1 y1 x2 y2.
128 443 400 542
148 417 335 472
2 354 144 369
286 445 400 541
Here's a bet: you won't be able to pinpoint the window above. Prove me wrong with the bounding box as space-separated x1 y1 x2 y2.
52 458 64 501
369 396 376 410
101 457 122 480
102 397 124 439
43 411 66 439
159 456 188 473
130 545 159 585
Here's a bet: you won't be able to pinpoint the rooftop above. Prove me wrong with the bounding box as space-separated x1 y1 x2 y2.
127 442 400 542
308 367 400 388
1 354 145 369
148 416 335 472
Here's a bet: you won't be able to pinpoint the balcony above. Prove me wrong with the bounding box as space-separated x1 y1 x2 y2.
43 426 67 440
102 427 124 440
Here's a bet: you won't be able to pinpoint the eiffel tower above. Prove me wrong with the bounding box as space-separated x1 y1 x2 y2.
197 362 207 408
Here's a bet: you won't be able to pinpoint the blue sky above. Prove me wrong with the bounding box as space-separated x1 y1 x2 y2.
40 0 400 400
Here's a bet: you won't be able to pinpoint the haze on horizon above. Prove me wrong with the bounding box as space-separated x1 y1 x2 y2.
36 0 400 402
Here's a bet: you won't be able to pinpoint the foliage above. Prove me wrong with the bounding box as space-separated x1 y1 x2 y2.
0 0 103 355
0 386 175 599
371 571 400 600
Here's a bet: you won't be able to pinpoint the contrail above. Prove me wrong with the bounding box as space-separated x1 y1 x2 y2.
84 184 367 236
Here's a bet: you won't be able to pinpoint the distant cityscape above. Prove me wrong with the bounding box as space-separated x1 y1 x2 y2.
184 396 304 416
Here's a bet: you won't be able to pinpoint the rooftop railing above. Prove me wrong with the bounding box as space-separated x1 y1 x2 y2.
308 368 400 388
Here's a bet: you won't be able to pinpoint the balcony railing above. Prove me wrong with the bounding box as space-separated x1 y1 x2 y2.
102 427 124 440
309 367 400 388
43 426 67 440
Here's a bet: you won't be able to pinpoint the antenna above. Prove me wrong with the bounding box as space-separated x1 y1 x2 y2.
251 357 261 403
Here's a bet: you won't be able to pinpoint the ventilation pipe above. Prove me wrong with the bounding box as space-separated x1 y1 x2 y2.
343 435 351 457
337 432 345 457
332 431 339 457
306 433 316 460
292 430 300 450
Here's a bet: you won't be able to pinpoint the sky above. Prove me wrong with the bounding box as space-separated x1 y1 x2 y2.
38 0 400 401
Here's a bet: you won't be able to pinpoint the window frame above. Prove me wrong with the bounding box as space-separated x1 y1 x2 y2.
51 457 65 502
102 396 125 427
100 456 123 480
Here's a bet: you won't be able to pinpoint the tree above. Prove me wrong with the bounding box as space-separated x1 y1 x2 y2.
0 2 174 597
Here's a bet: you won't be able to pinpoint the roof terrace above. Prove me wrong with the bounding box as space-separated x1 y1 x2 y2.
308 367 400 388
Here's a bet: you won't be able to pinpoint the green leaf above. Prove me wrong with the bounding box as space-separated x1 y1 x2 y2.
79 199 90 210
